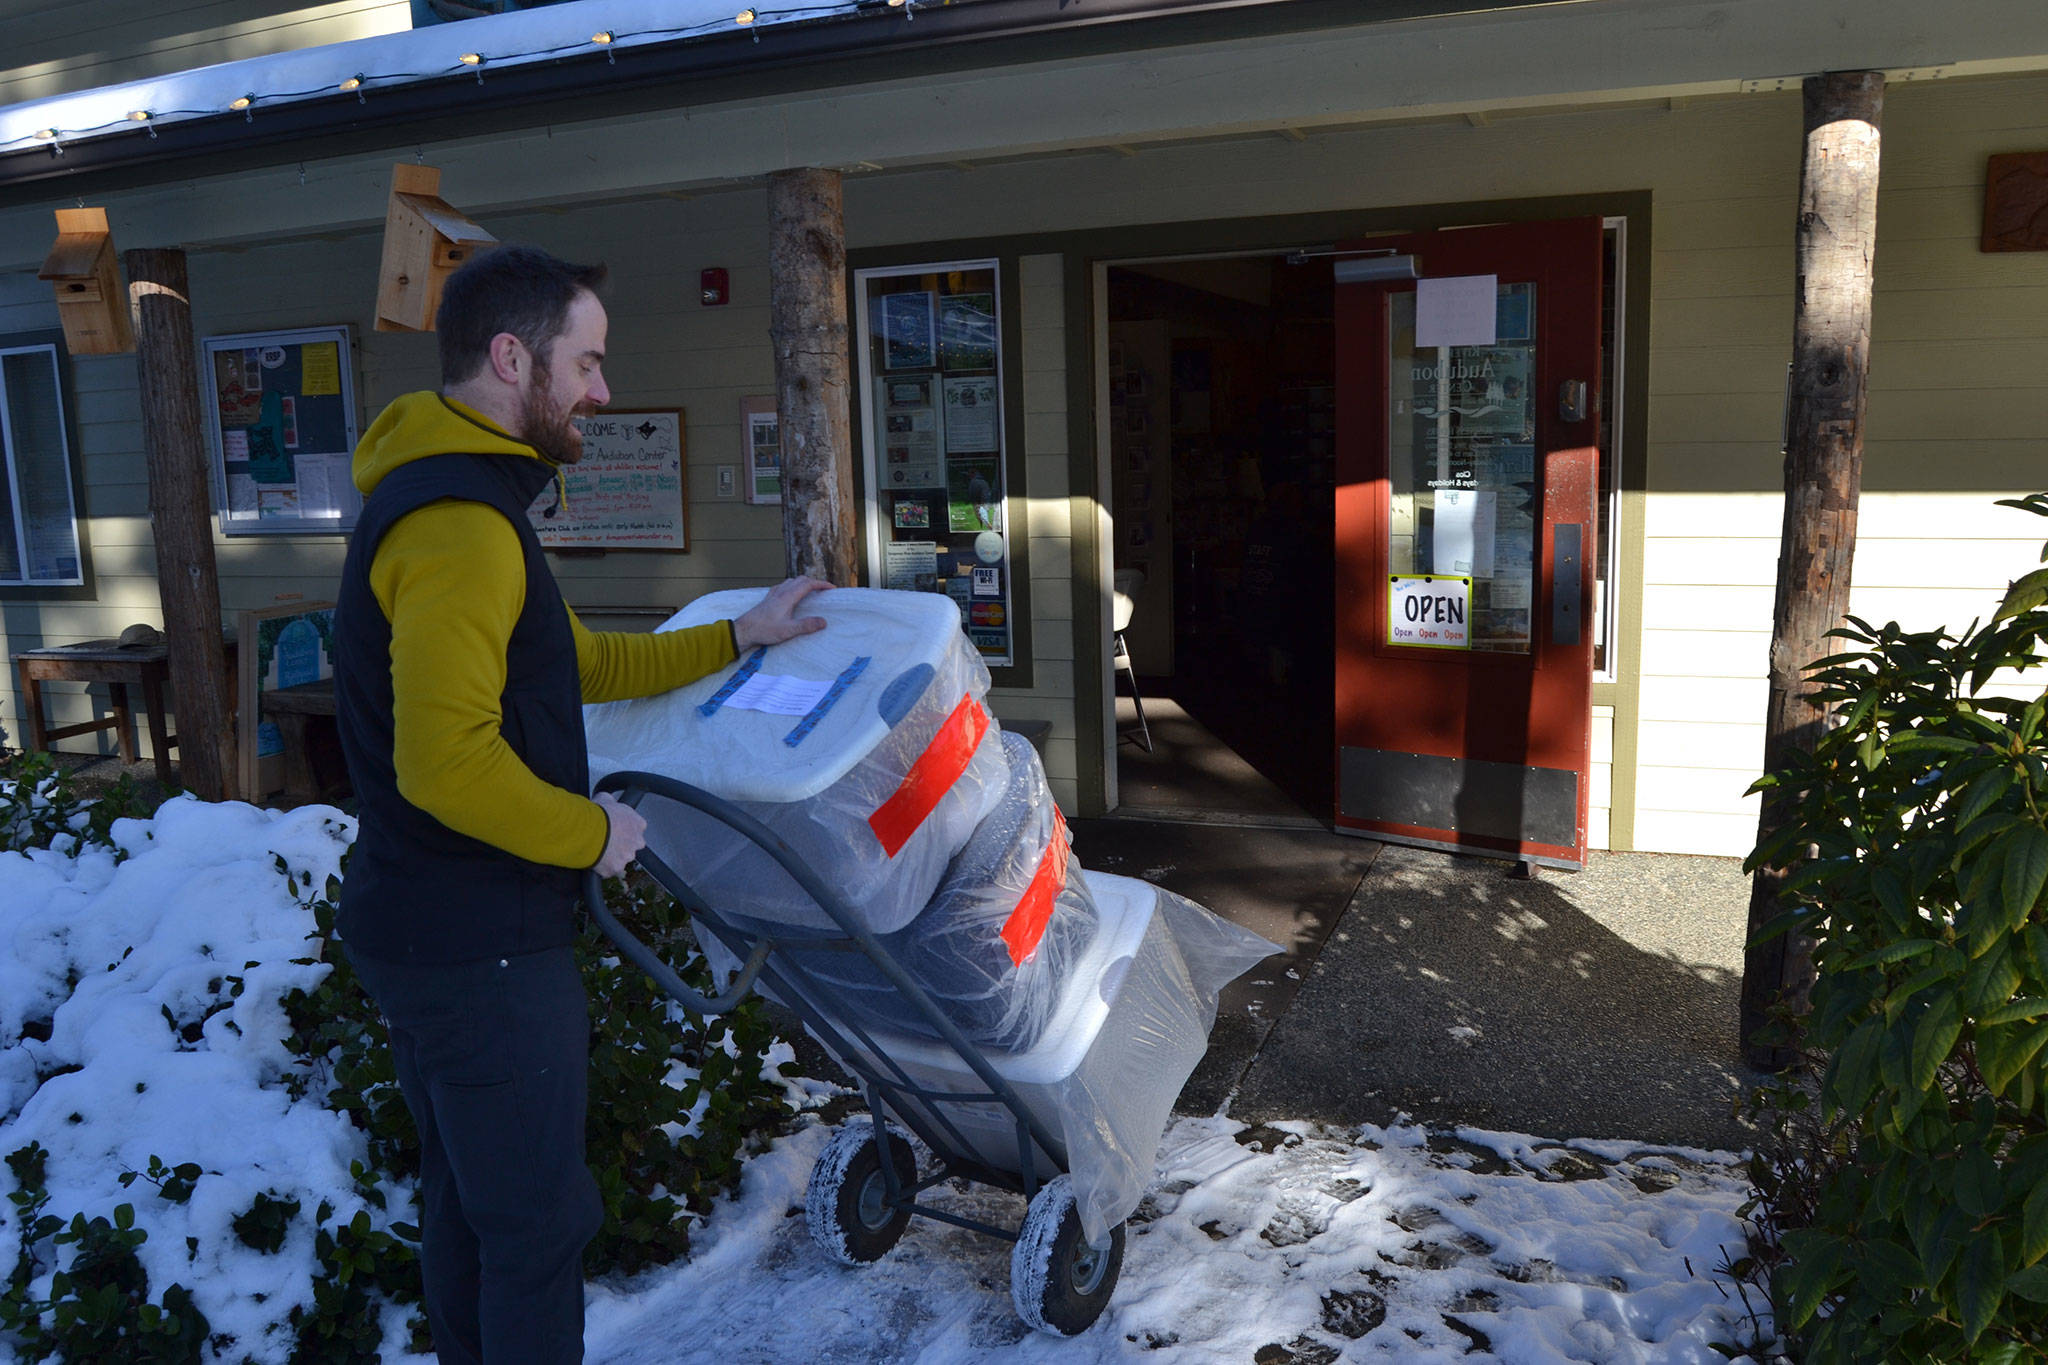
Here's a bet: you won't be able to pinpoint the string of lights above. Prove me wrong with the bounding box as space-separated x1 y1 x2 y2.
6 0 911 155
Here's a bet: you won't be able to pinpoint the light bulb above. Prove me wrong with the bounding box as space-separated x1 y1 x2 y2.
340 74 364 92
459 52 483 66
592 30 614 43
127 109 151 122
230 94 254 110
736 8 756 24
33 127 55 140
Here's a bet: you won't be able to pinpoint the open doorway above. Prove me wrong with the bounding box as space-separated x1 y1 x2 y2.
1105 254 1336 820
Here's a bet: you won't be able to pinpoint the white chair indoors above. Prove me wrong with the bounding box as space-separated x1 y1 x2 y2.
1111 568 1154 753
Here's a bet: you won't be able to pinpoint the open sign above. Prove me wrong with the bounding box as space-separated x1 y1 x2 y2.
1388 574 1471 649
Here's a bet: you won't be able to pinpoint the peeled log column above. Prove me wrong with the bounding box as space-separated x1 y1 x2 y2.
126 248 236 801
1739 70 1884 1070
768 168 857 584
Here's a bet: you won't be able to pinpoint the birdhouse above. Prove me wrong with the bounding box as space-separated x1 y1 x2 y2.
374 163 497 332
38 207 132 355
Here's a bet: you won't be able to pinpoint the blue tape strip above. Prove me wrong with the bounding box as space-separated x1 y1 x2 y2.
785 655 871 747
698 647 768 718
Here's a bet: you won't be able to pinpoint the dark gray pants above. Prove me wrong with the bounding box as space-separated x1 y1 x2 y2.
348 944 605 1365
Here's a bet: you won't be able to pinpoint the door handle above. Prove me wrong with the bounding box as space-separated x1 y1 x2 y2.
1551 523 1583 647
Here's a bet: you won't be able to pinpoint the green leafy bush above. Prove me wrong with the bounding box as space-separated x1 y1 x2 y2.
577 873 797 1275
0 749 151 857
0 1144 211 1363
1746 493 2048 1361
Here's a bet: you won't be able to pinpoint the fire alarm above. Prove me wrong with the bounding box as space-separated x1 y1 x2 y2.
700 267 729 306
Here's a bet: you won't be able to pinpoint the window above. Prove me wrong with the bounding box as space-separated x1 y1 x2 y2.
0 341 83 588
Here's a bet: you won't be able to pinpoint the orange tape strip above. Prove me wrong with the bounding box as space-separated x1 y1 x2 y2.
1001 807 1071 967
867 694 990 858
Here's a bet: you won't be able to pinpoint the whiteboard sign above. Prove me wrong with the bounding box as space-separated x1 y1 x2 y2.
1389 574 1471 648
527 408 687 551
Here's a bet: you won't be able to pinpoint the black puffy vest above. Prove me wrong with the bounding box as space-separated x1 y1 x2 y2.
333 452 588 965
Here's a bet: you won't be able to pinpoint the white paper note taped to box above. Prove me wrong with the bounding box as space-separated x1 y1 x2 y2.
723 671 834 716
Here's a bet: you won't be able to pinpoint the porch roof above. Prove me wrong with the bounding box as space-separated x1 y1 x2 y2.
0 0 1526 197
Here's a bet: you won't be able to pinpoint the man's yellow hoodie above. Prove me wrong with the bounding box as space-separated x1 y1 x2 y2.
352 392 734 869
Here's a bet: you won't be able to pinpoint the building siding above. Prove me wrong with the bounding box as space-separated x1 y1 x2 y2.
0 58 2042 855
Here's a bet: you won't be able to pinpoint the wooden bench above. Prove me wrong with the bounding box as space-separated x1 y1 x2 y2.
13 638 234 786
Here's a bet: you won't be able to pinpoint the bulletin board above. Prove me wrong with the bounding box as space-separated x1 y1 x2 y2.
201 327 362 536
524 408 688 551
854 260 1016 666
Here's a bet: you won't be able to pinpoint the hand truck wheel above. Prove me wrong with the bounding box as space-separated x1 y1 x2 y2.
805 1121 916 1265
1010 1174 1124 1336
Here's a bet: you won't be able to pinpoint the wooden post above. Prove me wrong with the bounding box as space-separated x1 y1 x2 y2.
126 248 236 801
767 167 857 584
1739 70 1885 1071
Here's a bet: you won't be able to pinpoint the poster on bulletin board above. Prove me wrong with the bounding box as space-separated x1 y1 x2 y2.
525 408 688 550
202 327 361 536
740 394 781 505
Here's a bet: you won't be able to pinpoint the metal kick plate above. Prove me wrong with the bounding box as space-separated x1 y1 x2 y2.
1340 747 1579 848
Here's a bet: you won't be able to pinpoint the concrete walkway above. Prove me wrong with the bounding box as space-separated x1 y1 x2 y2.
1222 842 1769 1151
1104 685 1768 1152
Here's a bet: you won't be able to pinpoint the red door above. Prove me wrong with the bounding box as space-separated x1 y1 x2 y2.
1333 217 1603 868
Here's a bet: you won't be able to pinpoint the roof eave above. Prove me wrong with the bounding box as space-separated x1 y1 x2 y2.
0 0 1530 200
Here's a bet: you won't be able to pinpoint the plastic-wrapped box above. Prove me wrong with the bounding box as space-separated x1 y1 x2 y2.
775 730 1099 1052
826 869 1280 1247
583 587 1010 935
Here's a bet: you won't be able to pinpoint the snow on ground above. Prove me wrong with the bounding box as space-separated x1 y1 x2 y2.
2 791 1768 1364
1 796 365 1363
569 1117 1767 1365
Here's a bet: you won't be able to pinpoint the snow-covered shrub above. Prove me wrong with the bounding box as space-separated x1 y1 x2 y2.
1744 493 2048 1361
1 792 802 1362
0 749 150 858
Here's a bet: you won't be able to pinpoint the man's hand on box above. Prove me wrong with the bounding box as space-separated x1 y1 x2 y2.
733 576 830 652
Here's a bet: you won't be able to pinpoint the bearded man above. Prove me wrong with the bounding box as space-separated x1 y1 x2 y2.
332 245 823 1365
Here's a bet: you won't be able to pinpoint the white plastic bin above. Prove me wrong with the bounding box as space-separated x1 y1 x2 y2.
785 729 1100 1051
829 869 1280 1247
584 587 1010 934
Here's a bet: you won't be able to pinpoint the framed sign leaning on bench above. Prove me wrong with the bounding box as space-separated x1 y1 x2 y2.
237 602 336 803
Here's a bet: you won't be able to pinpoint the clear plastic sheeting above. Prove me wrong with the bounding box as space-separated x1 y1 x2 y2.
584 587 1010 935
773 730 1100 1052
831 870 1280 1248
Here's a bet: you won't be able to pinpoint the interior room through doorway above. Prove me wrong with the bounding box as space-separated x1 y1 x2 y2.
1105 253 1336 821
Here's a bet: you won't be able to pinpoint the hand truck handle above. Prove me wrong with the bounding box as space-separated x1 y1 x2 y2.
582 869 772 1017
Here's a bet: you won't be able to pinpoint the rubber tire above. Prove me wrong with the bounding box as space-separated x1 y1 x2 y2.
1010 1174 1125 1336
805 1122 916 1265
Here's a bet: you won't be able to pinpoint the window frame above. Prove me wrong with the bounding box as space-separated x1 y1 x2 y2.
0 329 93 600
